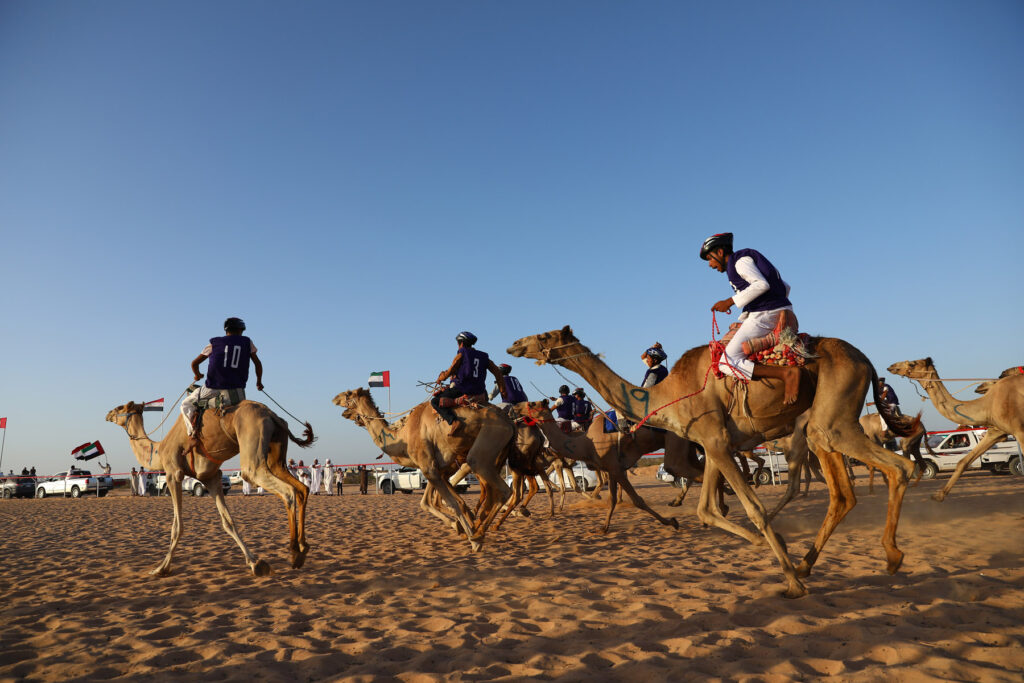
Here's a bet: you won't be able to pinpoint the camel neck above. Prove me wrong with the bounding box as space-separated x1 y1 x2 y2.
124 414 160 468
918 368 986 425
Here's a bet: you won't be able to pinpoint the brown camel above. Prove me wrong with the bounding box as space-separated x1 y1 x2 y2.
332 388 514 551
106 400 314 576
509 326 918 598
887 358 1024 501
518 400 687 534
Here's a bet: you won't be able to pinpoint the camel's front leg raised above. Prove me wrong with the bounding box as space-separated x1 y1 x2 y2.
206 471 271 577
601 468 678 533
934 429 1008 501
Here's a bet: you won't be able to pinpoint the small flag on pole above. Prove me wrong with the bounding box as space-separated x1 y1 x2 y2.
72 441 105 461
143 398 165 412
368 371 390 388
0 417 6 429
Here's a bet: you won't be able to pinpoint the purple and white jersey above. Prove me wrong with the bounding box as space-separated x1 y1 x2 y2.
573 399 593 420
453 347 489 395
501 375 529 404
553 396 575 420
726 248 791 313
204 335 254 390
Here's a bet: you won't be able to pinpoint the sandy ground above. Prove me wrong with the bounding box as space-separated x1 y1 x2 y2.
1 469 1022 682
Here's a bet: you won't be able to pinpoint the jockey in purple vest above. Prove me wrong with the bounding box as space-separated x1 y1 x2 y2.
701 233 800 405
489 364 529 405
571 388 593 430
551 385 575 422
181 317 264 436
641 343 669 388
432 331 506 436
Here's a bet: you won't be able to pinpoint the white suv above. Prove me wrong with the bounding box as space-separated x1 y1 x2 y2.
156 473 233 496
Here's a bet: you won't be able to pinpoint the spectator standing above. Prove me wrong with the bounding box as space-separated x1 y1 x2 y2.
323 459 335 495
358 464 368 495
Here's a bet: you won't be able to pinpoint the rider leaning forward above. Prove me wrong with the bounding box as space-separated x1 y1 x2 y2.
700 232 800 405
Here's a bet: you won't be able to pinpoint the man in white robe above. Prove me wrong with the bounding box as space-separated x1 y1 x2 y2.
310 460 322 495
323 459 335 495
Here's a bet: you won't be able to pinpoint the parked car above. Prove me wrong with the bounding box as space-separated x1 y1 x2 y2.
374 466 475 494
910 428 1023 479
1 476 36 499
155 473 233 496
505 461 601 492
35 469 114 498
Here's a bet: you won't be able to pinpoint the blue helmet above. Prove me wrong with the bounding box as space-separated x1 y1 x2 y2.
224 317 246 332
456 331 477 346
645 344 667 362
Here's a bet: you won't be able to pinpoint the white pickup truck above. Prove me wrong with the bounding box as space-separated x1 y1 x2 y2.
35 469 114 498
374 466 473 495
155 473 233 496
914 428 1023 479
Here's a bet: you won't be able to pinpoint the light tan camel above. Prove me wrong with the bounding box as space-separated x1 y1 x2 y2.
888 358 1024 501
332 388 514 551
857 413 932 492
106 400 313 576
509 326 918 598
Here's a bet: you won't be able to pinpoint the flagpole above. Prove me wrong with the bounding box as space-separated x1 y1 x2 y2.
0 427 7 474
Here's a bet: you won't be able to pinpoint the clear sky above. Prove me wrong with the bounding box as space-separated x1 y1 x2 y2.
2 1 1022 475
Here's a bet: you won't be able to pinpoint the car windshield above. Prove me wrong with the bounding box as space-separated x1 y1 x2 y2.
926 434 946 449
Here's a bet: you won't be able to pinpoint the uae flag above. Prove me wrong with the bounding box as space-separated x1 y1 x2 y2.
72 441 105 461
143 398 165 412
0 417 6 429
368 371 390 388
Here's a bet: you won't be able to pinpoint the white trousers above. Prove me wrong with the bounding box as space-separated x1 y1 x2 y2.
181 387 245 436
718 308 792 380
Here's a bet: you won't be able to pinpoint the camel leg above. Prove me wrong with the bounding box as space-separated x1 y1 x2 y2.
420 483 462 532
694 461 762 545
258 439 310 568
700 448 805 598
867 465 875 495
809 423 912 574
204 472 270 577
768 446 808 521
601 468 678 534
795 450 856 577
494 474 525 530
934 430 1008 502
152 473 185 577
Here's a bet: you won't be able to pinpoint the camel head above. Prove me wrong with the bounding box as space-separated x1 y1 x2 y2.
887 358 934 379
332 388 380 428
106 402 143 428
521 399 553 423
507 326 580 365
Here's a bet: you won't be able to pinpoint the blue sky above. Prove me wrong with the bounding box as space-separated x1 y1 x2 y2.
2 1 1022 474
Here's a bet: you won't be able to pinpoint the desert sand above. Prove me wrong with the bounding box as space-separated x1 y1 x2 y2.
1 469 1022 682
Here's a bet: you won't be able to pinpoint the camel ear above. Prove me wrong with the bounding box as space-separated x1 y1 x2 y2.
561 325 572 335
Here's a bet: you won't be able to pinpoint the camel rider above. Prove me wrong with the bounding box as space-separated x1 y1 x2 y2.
878 377 902 418
571 388 593 431
488 363 529 406
701 232 800 405
550 385 575 432
641 343 669 388
432 331 506 436
181 317 263 437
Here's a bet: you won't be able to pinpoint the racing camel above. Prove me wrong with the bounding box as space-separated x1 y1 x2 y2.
106 400 313 576
508 326 918 598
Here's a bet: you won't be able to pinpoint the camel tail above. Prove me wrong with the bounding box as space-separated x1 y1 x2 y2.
288 421 316 449
872 367 920 438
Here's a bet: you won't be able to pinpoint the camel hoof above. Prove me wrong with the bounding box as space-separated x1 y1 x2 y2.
886 550 904 575
667 501 681 508
783 583 808 599
469 540 483 553
796 562 811 579
149 566 171 577
520 508 532 518
931 492 946 503
252 559 273 576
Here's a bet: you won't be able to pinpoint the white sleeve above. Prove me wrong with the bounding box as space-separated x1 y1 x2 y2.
200 344 213 356
730 256 771 309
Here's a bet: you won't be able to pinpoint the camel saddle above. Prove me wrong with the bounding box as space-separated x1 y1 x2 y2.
186 390 245 476
434 393 489 410
713 310 813 379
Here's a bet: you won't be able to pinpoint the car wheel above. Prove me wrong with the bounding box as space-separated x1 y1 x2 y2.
918 461 938 480
98 490 108 497
380 480 392 495
2 488 11 499
400 488 413 494
36 488 46 499
161 485 170 496
193 483 206 497
70 486 81 498
755 469 772 486
1010 455 1024 477
575 476 588 491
